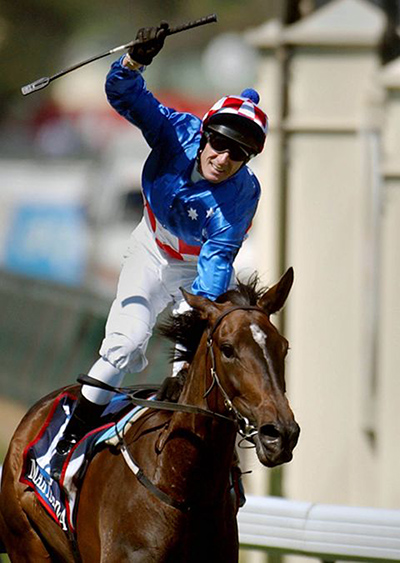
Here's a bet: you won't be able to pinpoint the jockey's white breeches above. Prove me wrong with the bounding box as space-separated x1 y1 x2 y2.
101 217 204 373
82 217 235 405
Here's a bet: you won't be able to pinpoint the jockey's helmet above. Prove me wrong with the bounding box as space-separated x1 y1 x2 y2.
201 89 269 158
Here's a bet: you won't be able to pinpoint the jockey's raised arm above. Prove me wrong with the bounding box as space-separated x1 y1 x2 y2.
50 20 269 480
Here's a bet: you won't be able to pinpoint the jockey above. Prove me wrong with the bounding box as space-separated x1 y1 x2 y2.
51 22 269 479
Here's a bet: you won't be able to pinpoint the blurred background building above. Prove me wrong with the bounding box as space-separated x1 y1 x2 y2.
1 1 399 562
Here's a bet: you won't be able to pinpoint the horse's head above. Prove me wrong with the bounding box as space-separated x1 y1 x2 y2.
182 268 300 468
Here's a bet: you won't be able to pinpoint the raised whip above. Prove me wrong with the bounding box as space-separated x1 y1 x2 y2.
21 13 217 96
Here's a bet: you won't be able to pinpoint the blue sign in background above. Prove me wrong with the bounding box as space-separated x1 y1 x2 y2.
4 203 88 285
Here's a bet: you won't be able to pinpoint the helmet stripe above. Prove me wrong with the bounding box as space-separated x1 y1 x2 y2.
202 95 269 144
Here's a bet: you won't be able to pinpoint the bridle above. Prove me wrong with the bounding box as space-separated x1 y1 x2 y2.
80 305 270 439
78 304 272 512
204 305 269 441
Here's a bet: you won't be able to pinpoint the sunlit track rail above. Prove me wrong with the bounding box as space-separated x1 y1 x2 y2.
238 495 400 561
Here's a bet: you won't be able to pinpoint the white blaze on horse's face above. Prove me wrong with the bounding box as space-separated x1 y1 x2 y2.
250 323 275 374
250 324 268 361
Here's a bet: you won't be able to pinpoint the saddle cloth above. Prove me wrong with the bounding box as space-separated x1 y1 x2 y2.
20 390 155 534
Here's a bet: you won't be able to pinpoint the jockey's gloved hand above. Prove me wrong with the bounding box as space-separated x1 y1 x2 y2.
156 368 187 402
129 21 169 66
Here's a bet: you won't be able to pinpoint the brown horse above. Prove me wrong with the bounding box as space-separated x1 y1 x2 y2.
0 268 299 562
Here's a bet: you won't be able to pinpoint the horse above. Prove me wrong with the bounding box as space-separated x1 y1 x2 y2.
0 268 300 562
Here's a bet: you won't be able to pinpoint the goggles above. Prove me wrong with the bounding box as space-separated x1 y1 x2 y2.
205 132 251 162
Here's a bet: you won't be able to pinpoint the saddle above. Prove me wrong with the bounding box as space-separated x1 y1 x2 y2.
20 374 245 538
20 389 156 535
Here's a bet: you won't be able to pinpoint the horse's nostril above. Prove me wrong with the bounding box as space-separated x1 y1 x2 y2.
259 424 281 441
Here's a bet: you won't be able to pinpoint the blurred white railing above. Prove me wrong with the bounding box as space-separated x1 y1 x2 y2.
238 495 400 561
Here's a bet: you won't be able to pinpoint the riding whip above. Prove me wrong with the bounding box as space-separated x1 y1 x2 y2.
21 13 218 96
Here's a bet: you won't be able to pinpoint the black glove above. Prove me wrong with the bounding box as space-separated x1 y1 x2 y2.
156 368 187 402
129 21 169 66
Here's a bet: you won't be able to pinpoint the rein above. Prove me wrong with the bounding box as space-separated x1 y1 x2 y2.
78 374 233 424
78 304 269 512
205 305 269 441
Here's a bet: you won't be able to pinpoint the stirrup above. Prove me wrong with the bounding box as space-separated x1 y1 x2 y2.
56 434 79 455
50 392 105 480
50 435 78 480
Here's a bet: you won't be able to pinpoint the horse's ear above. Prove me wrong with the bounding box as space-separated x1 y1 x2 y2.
180 288 220 320
257 267 294 315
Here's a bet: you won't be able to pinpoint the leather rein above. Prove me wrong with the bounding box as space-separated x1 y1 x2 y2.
204 305 268 440
78 304 269 511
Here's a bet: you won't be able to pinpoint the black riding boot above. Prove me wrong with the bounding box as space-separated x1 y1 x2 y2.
50 392 105 480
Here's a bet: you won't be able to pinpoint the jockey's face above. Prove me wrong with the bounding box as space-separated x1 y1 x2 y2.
199 140 244 184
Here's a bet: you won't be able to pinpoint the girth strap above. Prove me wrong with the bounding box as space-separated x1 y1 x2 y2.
117 432 192 512
78 374 228 513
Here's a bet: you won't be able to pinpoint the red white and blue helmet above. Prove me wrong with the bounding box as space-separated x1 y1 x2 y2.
202 89 269 156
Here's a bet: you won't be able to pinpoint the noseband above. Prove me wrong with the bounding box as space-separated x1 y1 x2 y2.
205 305 270 441
79 305 270 440
78 304 271 512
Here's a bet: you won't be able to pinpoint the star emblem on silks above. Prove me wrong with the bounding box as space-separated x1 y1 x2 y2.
187 207 198 221
206 207 214 218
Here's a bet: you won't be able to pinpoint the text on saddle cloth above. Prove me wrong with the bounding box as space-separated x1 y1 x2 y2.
20 390 154 534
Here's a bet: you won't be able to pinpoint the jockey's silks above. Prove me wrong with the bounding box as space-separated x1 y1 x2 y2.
105 58 261 300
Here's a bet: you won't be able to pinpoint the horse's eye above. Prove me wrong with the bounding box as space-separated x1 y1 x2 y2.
220 343 235 359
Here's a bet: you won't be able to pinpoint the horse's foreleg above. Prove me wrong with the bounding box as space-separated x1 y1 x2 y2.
0 505 52 562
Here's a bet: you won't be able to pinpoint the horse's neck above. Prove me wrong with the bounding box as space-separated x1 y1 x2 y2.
154 339 237 502
179 337 225 414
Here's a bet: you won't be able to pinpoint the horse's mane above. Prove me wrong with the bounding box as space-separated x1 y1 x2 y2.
158 274 268 365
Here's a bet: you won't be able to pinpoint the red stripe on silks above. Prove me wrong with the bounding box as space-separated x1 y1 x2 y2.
155 239 184 261
178 239 201 256
144 197 200 260
144 200 157 232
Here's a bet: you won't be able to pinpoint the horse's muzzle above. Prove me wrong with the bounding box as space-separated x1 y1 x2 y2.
255 420 300 467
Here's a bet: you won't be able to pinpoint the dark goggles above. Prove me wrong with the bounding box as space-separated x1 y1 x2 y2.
205 132 251 162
